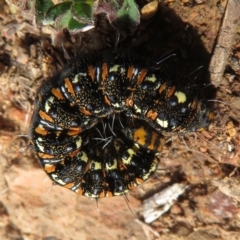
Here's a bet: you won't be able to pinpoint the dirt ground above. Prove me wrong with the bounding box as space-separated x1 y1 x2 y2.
0 0 240 239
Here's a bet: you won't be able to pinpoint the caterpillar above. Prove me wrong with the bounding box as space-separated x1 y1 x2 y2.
29 50 214 198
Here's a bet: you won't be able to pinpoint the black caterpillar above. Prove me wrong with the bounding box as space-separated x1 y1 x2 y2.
29 50 214 198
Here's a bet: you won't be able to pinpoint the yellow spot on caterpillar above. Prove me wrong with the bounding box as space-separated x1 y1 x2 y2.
156 118 168 128
175 91 187 103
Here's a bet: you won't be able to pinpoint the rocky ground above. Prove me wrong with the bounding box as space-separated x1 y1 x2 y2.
0 0 240 239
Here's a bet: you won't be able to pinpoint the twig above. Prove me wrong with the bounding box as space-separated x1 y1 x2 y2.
209 0 240 87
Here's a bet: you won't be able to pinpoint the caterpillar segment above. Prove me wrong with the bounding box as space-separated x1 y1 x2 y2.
29 50 214 198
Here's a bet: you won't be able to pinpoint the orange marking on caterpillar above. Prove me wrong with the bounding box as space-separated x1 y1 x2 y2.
75 188 83 195
99 191 106 198
51 88 64 100
106 191 113 197
133 127 147 146
104 95 111 106
190 100 197 109
44 164 56 173
149 131 165 152
64 77 76 97
35 126 48 136
167 86 176 97
146 109 158 120
137 68 148 85
101 62 108 81
159 82 167 94
67 129 83 136
128 181 137 190
69 149 81 158
118 160 127 171
88 65 95 81
135 178 143 185
127 65 134 80
39 110 54 123
38 152 55 159
149 131 158 150
125 96 134 107
64 182 75 189
80 107 92 116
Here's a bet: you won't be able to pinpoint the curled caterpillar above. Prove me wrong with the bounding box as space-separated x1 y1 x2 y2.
29 50 214 198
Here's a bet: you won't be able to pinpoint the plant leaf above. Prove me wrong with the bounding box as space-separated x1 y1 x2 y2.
55 10 87 30
35 0 54 24
42 2 72 26
95 0 140 29
115 0 140 28
71 0 95 24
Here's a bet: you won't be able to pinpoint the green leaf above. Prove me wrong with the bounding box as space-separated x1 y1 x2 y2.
35 0 54 24
68 17 87 29
71 0 95 24
95 0 140 29
55 10 87 30
116 0 140 27
42 2 72 25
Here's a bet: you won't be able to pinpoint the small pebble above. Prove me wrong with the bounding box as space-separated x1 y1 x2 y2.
141 1 158 20
16 53 29 65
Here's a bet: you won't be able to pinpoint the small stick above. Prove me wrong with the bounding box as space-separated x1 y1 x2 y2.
209 0 240 87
